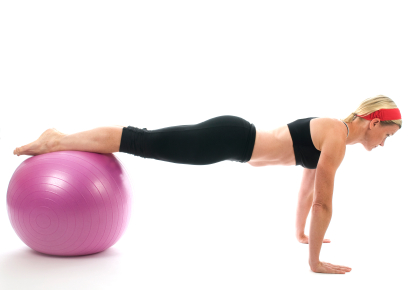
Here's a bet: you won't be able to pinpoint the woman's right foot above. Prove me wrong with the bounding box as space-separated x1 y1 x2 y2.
13 128 67 156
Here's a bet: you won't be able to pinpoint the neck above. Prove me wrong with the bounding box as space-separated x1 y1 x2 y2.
344 119 365 145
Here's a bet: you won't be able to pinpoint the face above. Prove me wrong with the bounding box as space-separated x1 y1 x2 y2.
363 118 400 151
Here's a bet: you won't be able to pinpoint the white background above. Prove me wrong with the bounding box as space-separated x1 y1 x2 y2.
1 0 413 289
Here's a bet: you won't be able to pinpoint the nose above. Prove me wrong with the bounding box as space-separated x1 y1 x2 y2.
380 140 386 147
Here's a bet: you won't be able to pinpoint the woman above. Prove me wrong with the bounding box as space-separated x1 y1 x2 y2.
13 95 402 274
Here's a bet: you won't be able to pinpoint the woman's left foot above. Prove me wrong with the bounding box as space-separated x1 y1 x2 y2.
13 128 67 156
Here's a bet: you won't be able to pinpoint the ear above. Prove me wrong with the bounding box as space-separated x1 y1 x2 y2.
370 118 381 128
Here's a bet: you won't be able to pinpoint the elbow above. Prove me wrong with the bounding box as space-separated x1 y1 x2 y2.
247 161 262 167
312 203 332 213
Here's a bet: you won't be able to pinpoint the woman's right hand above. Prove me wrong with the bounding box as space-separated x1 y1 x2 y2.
310 261 352 274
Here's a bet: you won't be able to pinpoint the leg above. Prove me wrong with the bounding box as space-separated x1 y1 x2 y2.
119 116 256 165
13 125 125 156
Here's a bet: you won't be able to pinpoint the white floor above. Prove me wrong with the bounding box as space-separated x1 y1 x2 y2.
1 156 413 290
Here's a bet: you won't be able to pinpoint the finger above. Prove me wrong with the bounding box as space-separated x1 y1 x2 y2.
333 266 351 272
326 263 352 271
323 265 346 274
332 264 352 270
332 270 346 274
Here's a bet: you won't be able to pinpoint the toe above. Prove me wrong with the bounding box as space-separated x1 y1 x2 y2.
16 147 22 156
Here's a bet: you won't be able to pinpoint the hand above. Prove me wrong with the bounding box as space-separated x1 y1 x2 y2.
310 261 352 274
297 234 330 244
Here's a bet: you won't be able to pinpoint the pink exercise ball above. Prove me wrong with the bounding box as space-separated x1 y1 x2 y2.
7 151 133 256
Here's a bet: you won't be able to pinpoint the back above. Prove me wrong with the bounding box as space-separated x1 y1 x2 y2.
287 117 321 169
247 117 348 168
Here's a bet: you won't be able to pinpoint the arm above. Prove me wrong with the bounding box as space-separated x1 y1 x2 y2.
308 136 350 274
295 168 315 241
295 169 332 244
308 165 336 267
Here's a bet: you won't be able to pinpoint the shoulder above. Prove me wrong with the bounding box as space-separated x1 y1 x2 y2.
312 117 347 134
313 117 347 171
310 117 347 149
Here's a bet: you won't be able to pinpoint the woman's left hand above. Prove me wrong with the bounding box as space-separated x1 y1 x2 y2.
298 234 330 244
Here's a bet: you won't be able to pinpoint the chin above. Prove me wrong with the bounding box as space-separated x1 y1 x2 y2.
363 145 373 151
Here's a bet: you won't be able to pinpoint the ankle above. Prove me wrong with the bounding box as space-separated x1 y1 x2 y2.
49 134 66 153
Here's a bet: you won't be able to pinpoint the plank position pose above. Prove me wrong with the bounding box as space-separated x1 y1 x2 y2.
13 95 402 274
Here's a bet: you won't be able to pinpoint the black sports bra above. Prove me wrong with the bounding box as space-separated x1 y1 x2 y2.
287 117 321 169
287 117 349 169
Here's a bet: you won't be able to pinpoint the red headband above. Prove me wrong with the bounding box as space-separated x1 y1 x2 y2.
356 108 401 121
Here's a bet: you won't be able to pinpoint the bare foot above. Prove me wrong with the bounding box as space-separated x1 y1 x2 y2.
13 128 67 156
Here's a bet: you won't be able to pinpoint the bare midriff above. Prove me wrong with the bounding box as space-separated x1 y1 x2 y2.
247 125 297 167
247 118 348 167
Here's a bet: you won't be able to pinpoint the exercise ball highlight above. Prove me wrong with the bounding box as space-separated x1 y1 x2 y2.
7 151 133 256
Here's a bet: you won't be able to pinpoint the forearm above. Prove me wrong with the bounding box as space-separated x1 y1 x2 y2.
308 205 332 267
295 191 313 238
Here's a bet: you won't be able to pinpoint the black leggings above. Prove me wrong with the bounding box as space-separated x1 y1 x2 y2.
119 115 256 165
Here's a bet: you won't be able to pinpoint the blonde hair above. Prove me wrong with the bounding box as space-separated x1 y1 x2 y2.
341 95 402 129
